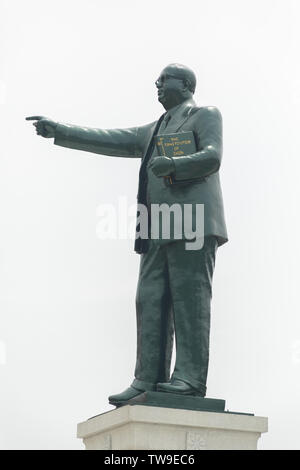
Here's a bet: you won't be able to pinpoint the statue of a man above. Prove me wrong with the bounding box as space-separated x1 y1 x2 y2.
27 63 228 406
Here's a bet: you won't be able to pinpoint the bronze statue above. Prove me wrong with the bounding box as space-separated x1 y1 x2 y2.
26 63 228 407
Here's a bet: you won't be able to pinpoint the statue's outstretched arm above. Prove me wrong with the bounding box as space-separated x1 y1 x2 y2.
26 116 142 158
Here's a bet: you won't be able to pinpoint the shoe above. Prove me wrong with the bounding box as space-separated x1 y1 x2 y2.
156 379 204 396
108 386 144 406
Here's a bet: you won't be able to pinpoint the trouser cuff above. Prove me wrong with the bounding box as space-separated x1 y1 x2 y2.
132 378 156 392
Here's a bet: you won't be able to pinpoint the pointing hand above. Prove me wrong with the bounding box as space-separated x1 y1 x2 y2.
26 116 57 138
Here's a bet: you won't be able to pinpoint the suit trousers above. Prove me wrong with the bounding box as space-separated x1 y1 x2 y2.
132 236 218 396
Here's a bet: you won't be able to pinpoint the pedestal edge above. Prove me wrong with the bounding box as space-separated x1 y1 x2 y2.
77 405 268 439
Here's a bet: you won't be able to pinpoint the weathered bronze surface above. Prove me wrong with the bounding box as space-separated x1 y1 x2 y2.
26 64 228 409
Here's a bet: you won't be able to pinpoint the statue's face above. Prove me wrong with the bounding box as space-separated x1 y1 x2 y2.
155 66 186 109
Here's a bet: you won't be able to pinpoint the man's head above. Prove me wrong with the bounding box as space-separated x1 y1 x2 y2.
155 64 196 110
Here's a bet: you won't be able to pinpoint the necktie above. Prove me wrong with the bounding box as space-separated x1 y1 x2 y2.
135 113 165 254
159 114 171 133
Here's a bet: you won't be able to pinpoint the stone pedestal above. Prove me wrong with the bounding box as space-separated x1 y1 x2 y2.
77 405 268 450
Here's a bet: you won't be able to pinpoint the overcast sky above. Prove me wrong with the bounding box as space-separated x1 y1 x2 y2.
0 0 299 450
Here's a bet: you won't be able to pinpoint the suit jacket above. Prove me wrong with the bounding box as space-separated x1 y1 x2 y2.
54 99 228 252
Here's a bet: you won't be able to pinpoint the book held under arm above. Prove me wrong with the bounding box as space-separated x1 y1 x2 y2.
154 131 205 186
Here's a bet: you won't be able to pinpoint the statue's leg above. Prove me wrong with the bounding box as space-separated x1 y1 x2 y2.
166 236 218 396
132 240 174 391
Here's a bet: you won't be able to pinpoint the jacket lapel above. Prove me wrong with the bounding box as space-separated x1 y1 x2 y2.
164 100 196 133
174 104 197 132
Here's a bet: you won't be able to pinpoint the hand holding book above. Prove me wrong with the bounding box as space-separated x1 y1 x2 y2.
148 156 175 177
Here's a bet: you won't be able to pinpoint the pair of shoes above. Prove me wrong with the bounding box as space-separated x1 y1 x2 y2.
108 386 144 406
156 379 204 396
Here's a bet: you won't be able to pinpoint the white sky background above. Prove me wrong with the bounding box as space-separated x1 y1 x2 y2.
0 0 299 450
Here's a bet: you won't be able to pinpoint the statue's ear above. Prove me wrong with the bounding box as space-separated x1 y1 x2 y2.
183 79 191 92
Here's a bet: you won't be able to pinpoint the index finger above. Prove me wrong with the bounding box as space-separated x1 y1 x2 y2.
25 116 44 121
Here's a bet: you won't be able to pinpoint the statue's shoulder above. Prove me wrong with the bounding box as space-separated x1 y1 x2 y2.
137 120 157 132
136 120 157 142
190 105 222 120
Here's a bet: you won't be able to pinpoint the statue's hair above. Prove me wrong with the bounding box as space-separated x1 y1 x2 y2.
166 63 197 94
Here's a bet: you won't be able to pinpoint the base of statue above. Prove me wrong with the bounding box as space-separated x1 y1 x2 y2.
77 401 268 450
124 391 226 413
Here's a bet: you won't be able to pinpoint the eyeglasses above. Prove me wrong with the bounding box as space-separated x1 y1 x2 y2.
155 74 183 87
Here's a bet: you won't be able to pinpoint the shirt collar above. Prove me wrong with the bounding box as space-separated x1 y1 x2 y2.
164 97 196 120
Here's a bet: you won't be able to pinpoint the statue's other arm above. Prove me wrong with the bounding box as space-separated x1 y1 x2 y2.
171 107 223 180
